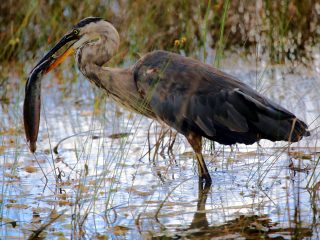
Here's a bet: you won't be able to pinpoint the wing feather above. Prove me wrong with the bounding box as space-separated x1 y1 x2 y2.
133 50 309 144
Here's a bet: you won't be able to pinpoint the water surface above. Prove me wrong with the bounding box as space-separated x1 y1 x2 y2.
1 50 319 239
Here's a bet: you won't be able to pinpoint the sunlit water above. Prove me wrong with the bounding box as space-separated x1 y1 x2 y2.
1 50 320 239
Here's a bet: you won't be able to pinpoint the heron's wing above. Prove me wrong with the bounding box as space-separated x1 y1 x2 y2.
133 51 307 144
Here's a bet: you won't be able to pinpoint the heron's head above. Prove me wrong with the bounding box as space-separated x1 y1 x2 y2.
35 17 120 73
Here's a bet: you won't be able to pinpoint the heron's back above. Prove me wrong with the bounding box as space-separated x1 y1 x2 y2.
133 50 309 144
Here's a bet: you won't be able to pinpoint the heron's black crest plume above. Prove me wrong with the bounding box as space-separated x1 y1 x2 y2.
74 17 104 28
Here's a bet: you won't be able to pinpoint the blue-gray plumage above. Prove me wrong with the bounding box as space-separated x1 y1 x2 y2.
24 17 310 186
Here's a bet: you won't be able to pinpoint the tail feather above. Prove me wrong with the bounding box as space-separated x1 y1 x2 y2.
253 116 310 142
290 118 310 140
233 89 309 142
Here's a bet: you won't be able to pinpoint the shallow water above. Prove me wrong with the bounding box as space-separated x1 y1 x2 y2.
1 50 320 239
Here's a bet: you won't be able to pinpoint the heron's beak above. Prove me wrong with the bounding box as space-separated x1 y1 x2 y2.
45 46 75 73
33 31 78 73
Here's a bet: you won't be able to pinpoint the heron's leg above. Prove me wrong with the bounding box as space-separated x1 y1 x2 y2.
186 134 212 185
190 178 210 229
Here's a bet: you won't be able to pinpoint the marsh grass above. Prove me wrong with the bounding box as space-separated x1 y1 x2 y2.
214 0 230 67
1 1 319 66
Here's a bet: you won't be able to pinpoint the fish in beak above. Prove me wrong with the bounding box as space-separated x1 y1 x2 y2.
24 31 79 152
33 31 79 73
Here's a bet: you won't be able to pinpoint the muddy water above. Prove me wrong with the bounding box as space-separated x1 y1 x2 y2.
1 51 320 239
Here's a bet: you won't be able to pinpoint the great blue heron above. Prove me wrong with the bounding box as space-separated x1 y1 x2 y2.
24 17 310 185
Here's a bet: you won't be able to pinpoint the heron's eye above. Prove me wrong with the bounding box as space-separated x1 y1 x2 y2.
73 29 80 35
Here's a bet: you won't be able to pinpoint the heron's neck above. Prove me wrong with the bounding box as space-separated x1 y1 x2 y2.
76 32 123 90
75 31 154 116
79 63 155 118
79 62 130 92
76 33 119 69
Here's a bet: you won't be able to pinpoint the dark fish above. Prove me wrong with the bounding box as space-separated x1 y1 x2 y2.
23 58 54 152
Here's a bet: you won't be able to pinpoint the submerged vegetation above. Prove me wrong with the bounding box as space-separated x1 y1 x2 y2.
0 0 320 239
